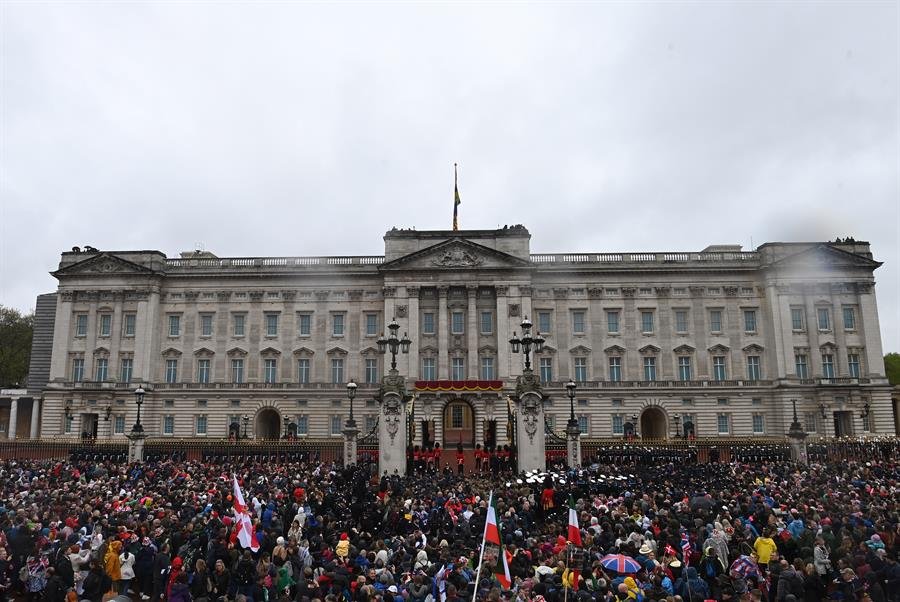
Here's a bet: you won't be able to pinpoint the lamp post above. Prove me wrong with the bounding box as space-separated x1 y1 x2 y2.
346 381 358 428
242 414 249 439
508 317 545 372
564 380 581 467
343 380 360 466
127 387 147 463
377 318 411 371
283 416 290 438
673 413 681 440
787 398 809 465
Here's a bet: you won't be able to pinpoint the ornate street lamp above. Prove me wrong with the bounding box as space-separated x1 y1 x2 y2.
509 317 545 372
377 318 411 371
132 387 145 432
346 380 358 428
673 413 681 439
242 414 250 439
565 380 577 429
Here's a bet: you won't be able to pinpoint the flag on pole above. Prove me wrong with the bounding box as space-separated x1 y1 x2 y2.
567 496 582 590
680 531 691 566
232 475 260 552
433 564 447 602
483 492 511 588
452 163 461 231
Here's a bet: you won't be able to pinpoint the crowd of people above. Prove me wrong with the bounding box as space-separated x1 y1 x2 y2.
0 453 897 602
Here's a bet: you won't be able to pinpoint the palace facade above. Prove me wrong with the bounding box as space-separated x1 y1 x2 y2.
6 225 896 445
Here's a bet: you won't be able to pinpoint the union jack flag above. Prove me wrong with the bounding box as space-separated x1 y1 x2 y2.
680 531 691 566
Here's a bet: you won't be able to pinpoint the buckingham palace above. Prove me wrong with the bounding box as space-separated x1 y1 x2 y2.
5 224 896 447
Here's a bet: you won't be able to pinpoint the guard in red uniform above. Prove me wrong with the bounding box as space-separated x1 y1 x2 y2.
456 443 465 475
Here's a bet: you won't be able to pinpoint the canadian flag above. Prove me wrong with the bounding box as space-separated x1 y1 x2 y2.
232 475 260 552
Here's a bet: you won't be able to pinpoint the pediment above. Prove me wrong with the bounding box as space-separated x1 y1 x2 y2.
769 244 881 269
639 344 660 354
673 344 695 354
379 238 531 271
569 344 592 355
227 347 248 357
604 345 626 354
478 344 497 354
160 347 182 356
53 253 157 277
260 346 281 356
540 344 558 354
708 344 730 353
418 345 438 354
292 346 315 357
93 347 110 356
326 346 348 356
193 347 215 356
819 341 837 350
360 346 379 356
742 344 764 353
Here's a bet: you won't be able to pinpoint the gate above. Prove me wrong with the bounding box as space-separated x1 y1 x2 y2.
357 417 379 467
545 421 567 467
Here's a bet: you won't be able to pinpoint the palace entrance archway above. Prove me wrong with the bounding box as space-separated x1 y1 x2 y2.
640 407 668 439
255 408 281 440
443 399 475 447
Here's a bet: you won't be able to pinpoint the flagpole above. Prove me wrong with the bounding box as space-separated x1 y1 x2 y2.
471 490 492 602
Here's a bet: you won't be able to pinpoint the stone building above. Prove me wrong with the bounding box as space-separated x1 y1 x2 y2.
9 225 896 444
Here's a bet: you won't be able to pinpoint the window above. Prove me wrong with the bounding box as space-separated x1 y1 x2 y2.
545 414 555 430
843 307 856 330
72 358 84 382
200 314 213 337
608 357 621 382
231 359 244 383
712 356 727 381
746 356 761 380
791 307 805 331
123 313 136 337
578 415 588 435
480 311 493 334
168 315 181 337
752 414 765 435
862 409 871 432
678 356 692 381
365 358 378 384
451 312 464 334
709 310 723 332
330 415 342 436
296 415 309 435
298 313 311 336
328 313 343 336
717 398 729 405
265 313 279 337
804 413 818 433
197 359 210 383
264 359 277 384
817 308 831 331
743 310 757 333
607 311 620 334
682 398 694 405
230 400 241 408
572 311 585 334
574 357 587 382
848 353 860 378
163 415 174 435
451 357 465 380
120 358 133 383
751 397 762 406
190 415 206 435
640 311 654 333
297 359 310 383
197 399 207 407
422 312 435 335
717 413 730 435
682 413 696 435
451 405 463 428
331 358 344 384
795 354 808 378
612 414 624 435
233 314 245 336
365 415 377 432
611 398 624 407
480 357 494 380
539 357 553 383
822 353 835 378
95 358 108 381
64 412 74 433
674 310 688 333
114 415 125 435
165 359 178 383
422 357 436 380
99 314 111 337
364 314 378 336
643 356 657 381
75 314 88 337
538 311 552 334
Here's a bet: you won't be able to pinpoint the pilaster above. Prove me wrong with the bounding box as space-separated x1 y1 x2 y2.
467 286 479 379
437 286 449 379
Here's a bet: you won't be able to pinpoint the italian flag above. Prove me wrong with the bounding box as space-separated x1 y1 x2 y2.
483 491 511 589
567 496 581 590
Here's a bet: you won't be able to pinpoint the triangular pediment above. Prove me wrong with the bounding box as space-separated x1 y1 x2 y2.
260 346 281 356
478 344 497 354
360 346 379 356
569 344 592 355
53 253 157 277
326 346 348 356
540 344 557 354
292 346 315 357
160 347 182 356
604 345 625 354
639 344 660 354
379 238 531 271
227 347 248 357
673 344 695 354
708 344 730 353
193 347 215 356
769 244 881 269
742 344 764 353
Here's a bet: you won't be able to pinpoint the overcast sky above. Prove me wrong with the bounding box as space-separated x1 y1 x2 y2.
1 2 898 352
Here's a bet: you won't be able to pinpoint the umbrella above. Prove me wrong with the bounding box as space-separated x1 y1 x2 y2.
599 554 641 574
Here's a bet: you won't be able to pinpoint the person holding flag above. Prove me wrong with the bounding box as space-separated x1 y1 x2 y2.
565 496 582 591
231 475 260 553
473 491 510 600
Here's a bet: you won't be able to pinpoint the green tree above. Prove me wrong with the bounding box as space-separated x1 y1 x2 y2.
885 352 900 385
0 306 33 387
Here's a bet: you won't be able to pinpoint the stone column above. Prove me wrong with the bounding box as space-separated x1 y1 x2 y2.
437 287 449 379
857 284 885 376
511 372 545 473
467 286 479 379
406 287 420 379
496 287 510 379
377 371 410 476
566 418 582 468
30 398 40 438
786 399 808 465
127 428 146 463
343 422 360 467
1 390 25 440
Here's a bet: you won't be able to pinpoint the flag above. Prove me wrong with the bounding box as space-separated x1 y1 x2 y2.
483 491 511 588
232 475 260 552
664 544 677 558
567 496 582 590
452 163 461 231
433 564 447 602
680 531 691 566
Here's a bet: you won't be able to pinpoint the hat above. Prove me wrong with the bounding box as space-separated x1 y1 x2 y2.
141 537 151 546
277 537 285 546
669 560 682 568
388 585 398 594
639 544 652 555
